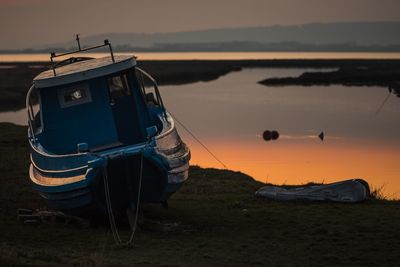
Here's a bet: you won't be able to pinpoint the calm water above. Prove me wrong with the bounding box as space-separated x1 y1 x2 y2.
161 68 400 198
2 52 400 62
1 68 399 198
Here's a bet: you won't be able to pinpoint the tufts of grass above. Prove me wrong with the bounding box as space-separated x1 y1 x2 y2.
370 185 387 200
370 184 399 201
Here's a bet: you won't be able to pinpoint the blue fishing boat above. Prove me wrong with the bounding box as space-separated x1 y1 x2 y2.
26 39 190 216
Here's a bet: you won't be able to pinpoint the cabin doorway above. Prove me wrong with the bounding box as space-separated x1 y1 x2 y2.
108 74 143 144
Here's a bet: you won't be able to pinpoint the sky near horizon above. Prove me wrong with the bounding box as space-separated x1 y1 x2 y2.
0 0 399 49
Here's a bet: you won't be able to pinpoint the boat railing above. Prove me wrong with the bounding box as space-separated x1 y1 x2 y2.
28 138 92 159
30 154 89 174
155 111 176 140
135 67 168 119
50 35 115 76
26 85 37 143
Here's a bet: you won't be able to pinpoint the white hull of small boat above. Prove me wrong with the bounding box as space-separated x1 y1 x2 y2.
255 179 370 203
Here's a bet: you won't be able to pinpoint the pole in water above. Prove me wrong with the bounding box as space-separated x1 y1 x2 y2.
318 131 324 141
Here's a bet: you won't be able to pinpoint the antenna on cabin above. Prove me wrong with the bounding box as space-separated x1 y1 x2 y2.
75 34 81 51
104 39 115 63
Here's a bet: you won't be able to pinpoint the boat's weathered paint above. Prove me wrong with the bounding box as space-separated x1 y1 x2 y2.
27 54 190 213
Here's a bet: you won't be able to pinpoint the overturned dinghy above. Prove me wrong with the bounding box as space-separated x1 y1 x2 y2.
255 179 370 203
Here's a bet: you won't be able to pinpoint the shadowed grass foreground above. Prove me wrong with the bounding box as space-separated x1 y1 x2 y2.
0 123 399 266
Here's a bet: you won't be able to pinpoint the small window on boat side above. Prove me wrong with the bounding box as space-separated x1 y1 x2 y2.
107 74 131 100
64 88 86 102
58 83 92 108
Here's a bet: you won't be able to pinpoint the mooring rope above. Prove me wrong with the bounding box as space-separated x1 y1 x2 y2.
170 113 228 169
103 111 227 245
127 143 146 244
102 139 149 246
375 90 392 114
102 160 122 244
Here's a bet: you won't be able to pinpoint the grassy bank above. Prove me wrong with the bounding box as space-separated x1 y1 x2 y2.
0 123 400 266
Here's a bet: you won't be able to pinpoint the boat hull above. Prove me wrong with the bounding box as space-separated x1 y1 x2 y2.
29 125 190 214
31 152 189 214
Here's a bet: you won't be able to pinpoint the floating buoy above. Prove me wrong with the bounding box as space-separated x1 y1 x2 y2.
263 130 272 141
263 130 279 141
271 130 279 140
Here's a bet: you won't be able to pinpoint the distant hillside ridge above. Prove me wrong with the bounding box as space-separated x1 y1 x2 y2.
37 21 400 50
0 21 394 52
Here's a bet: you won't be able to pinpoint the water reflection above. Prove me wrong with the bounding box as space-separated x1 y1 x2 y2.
161 68 400 198
0 108 27 125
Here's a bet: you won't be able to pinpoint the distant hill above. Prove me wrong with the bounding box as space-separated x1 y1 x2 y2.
7 21 400 52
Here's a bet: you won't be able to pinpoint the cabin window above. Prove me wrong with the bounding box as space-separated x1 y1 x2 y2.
64 88 86 102
58 83 92 108
108 74 131 100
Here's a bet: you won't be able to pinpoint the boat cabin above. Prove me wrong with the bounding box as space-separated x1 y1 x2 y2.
28 54 165 155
